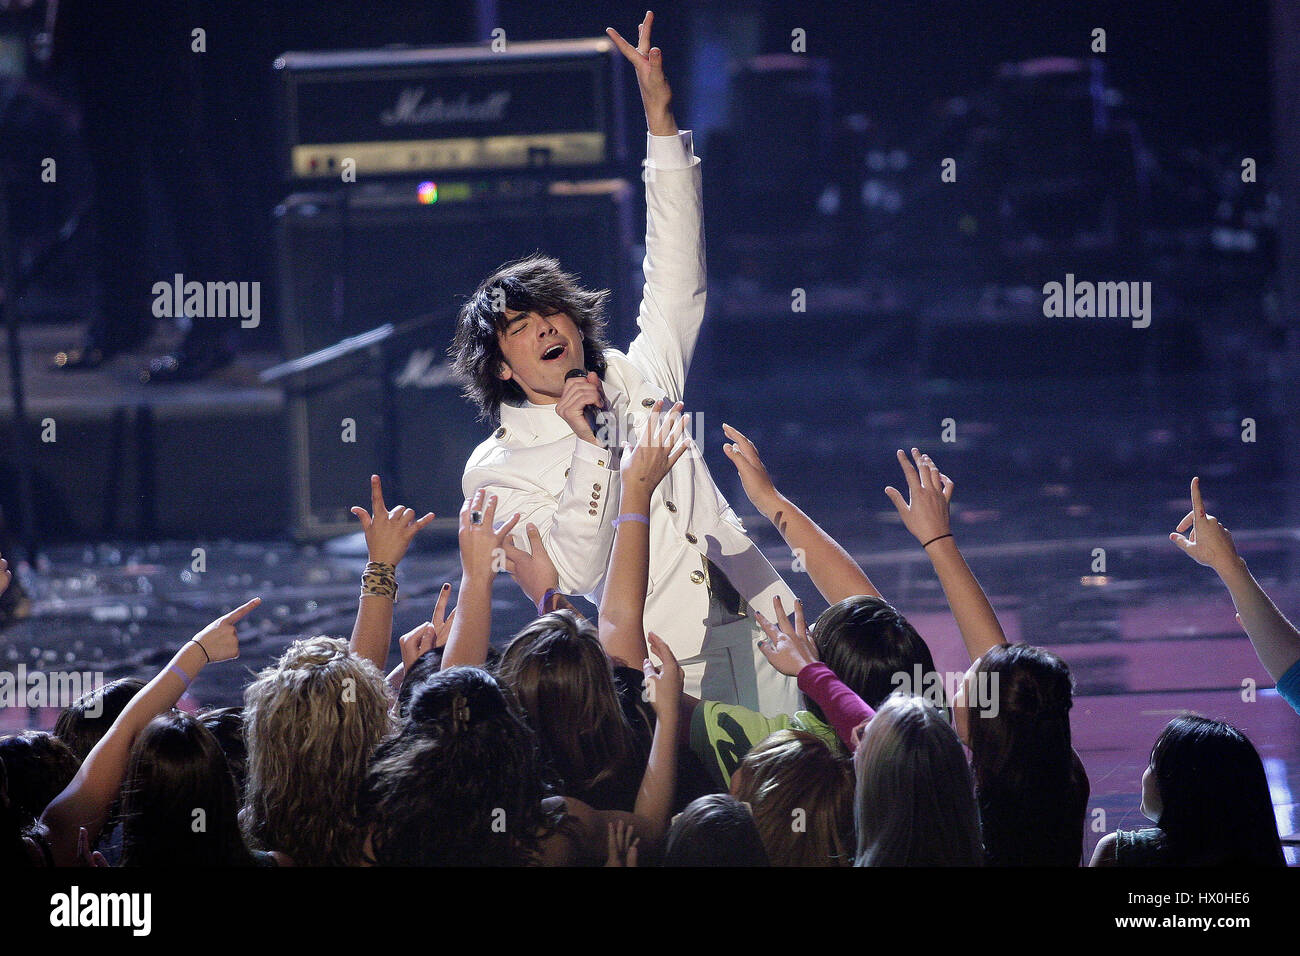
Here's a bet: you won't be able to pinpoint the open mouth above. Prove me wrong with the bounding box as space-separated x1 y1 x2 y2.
540 343 567 362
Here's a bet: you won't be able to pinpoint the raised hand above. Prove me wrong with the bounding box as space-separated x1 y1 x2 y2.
722 423 782 519
642 631 684 718
606 10 675 135
191 597 261 664
622 400 690 494
754 595 818 677
502 522 560 608
459 488 521 579
1170 476 1241 575
398 583 457 670
350 474 436 566
885 448 954 546
604 819 640 867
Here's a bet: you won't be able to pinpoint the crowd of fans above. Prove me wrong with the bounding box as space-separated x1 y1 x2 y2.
1 406 1296 866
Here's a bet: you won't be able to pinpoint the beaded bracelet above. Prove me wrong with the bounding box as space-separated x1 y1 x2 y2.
362 561 398 601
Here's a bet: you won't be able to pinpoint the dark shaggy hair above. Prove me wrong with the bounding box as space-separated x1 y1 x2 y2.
54 677 145 762
197 707 247 799
0 732 80 825
363 666 570 866
119 711 259 867
449 253 613 422
804 595 944 722
663 794 770 867
1146 715 1284 866
966 643 1089 866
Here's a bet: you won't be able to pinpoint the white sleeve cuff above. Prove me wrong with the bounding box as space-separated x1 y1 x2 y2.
572 439 619 471
645 129 695 170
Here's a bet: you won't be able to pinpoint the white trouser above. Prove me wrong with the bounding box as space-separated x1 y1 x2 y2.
675 592 801 715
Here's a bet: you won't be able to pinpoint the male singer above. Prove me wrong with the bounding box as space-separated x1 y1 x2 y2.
451 12 798 712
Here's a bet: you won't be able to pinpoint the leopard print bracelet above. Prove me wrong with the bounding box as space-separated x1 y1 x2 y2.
361 561 398 601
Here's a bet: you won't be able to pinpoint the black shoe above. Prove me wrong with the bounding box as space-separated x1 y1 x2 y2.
138 344 234 384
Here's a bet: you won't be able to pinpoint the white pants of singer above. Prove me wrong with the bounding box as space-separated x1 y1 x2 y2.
674 594 801 716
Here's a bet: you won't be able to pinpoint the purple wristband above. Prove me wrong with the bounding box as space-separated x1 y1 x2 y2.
612 512 650 528
537 588 559 616
167 663 192 688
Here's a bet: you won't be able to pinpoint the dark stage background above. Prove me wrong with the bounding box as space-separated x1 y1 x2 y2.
0 0 1296 865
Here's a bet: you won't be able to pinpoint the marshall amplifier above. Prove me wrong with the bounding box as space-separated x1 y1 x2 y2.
275 37 627 181
274 176 636 539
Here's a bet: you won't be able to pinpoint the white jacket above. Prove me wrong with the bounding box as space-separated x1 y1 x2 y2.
463 130 798 660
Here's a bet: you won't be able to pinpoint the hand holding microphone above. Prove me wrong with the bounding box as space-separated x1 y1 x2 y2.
557 368 611 448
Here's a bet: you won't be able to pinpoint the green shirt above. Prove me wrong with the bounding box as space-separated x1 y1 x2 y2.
689 699 844 790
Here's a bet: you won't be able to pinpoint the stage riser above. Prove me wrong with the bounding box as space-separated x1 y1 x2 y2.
0 407 289 541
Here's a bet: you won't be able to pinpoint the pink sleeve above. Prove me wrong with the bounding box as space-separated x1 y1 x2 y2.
797 662 875 751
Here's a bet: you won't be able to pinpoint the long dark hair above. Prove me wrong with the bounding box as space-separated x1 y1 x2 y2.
805 595 944 721
496 610 648 808
119 711 258 867
663 794 770 867
0 732 80 824
363 666 569 866
449 253 613 422
1147 715 1284 866
53 677 146 762
966 643 1088 866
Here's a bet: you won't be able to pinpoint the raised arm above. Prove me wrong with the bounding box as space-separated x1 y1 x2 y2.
608 12 703 401
886 449 1006 661
41 598 260 865
755 596 875 751
465 441 622 597
598 400 690 667
1171 477 1300 682
722 423 884 604
440 489 520 670
385 585 456 693
630 631 682 839
347 474 436 672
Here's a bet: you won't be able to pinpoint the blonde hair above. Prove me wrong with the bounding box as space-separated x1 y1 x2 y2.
242 636 392 866
730 730 854 867
854 693 983 866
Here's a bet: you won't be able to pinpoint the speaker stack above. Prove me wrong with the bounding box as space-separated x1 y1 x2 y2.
273 37 634 538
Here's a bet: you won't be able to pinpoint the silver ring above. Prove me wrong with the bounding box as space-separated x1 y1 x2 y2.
470 510 483 525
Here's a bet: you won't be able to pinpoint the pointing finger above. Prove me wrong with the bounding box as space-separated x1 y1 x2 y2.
1190 477 1205 522
223 596 262 624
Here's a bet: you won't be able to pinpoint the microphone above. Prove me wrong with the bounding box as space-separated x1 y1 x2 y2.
565 367 608 447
